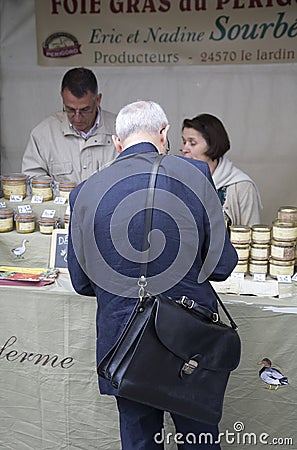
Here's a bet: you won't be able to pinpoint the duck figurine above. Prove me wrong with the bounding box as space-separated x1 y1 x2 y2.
11 239 29 259
259 357 289 390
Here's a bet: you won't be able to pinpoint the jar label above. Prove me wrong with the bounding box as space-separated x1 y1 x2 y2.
0 217 13 231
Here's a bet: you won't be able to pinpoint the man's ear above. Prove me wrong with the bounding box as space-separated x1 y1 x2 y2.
160 124 170 154
112 134 123 153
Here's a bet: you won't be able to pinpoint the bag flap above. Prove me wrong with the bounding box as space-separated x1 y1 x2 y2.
154 295 241 371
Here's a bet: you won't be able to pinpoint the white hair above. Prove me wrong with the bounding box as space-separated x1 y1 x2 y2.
115 100 168 141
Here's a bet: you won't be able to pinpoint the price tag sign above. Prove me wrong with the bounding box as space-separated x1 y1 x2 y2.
10 194 23 202
65 205 70 215
231 272 244 280
277 275 292 283
54 196 67 204
0 202 7 208
42 209 56 218
18 204 32 214
31 195 43 203
253 273 266 282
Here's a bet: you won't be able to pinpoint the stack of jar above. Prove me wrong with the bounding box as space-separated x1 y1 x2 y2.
249 225 271 276
229 206 297 279
230 225 271 275
230 225 251 275
269 207 297 279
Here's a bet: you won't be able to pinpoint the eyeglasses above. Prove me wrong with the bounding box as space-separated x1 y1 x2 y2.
63 104 96 118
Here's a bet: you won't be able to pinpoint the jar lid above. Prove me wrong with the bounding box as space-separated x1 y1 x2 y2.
15 213 36 220
230 225 251 232
31 175 52 185
249 258 268 265
59 182 77 189
1 173 27 181
273 220 297 228
251 243 270 248
0 207 14 216
271 239 296 247
38 217 59 224
269 257 295 266
278 206 297 213
251 224 271 231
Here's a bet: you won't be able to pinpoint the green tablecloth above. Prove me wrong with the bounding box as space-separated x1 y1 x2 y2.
0 275 296 450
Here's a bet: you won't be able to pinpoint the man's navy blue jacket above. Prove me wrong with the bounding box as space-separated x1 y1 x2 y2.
68 143 238 395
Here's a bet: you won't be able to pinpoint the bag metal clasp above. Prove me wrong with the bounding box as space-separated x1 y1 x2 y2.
182 359 199 375
212 313 219 323
180 296 195 309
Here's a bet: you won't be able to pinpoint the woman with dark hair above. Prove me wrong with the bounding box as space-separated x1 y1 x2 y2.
181 113 262 227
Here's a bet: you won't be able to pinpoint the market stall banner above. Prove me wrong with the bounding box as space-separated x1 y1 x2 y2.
35 1 297 66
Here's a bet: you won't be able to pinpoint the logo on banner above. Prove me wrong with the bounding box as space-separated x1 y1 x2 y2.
42 32 82 58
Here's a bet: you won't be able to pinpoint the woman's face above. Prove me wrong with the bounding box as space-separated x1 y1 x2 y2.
181 127 210 163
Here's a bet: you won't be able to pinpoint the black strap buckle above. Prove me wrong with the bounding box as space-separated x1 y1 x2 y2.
180 295 195 309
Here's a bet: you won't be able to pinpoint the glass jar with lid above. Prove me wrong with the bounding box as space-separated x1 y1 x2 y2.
269 258 295 279
272 220 297 242
277 206 297 223
58 182 77 202
38 217 60 234
230 225 251 244
1 173 28 199
15 213 36 234
0 207 14 232
251 224 271 244
31 175 53 201
270 239 296 261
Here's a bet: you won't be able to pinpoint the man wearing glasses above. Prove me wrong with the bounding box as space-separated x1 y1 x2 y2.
22 67 117 184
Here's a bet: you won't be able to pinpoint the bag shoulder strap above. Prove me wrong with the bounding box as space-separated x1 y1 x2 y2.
139 154 165 278
139 154 238 330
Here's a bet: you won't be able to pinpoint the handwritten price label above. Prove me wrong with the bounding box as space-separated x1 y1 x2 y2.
10 195 23 202
41 209 56 218
54 196 67 205
31 195 43 203
277 275 292 283
18 205 32 214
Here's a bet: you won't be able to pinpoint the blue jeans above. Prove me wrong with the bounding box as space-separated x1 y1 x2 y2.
116 397 221 449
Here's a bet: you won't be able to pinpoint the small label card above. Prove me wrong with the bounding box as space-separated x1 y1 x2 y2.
31 195 43 203
54 196 67 204
10 194 23 202
253 273 266 282
231 272 244 280
0 202 7 208
65 205 70 215
18 204 33 214
277 275 292 283
41 209 56 218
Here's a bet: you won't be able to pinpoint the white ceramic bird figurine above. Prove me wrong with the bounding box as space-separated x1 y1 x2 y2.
11 239 29 259
259 358 289 390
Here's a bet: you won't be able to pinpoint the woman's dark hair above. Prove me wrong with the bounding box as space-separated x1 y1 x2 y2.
61 67 98 98
182 113 230 160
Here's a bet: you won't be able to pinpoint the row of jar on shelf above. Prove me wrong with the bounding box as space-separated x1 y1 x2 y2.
0 208 69 234
229 206 297 279
1 173 76 202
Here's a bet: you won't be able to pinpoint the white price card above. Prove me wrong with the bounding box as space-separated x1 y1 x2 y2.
0 202 7 208
41 209 56 218
292 273 297 282
231 272 244 280
253 273 266 282
31 195 43 203
54 196 67 204
18 204 32 214
65 205 70 215
10 194 23 202
277 275 292 283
